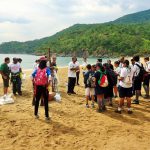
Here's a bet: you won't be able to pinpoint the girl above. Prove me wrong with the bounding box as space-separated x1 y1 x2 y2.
32 57 51 121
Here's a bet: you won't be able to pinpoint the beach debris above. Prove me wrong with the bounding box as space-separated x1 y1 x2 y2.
0 94 14 105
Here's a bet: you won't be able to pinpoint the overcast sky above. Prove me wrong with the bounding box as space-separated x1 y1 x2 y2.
0 0 150 43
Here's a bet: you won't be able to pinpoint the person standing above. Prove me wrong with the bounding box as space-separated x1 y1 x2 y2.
114 61 121 98
67 57 78 95
84 64 95 108
115 60 134 114
75 58 80 85
143 57 150 99
0 57 10 98
132 56 143 104
9 58 22 95
32 57 51 121
107 60 114 70
81 57 88 76
94 63 107 112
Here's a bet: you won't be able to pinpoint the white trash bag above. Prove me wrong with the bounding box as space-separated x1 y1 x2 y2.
0 94 14 105
54 93 61 102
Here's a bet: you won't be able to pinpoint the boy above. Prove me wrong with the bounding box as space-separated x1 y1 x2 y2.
132 56 143 104
0 57 10 98
84 64 95 108
143 57 150 99
115 60 134 114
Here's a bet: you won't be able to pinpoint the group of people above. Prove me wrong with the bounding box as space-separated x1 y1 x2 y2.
67 56 150 114
0 55 150 121
0 57 23 98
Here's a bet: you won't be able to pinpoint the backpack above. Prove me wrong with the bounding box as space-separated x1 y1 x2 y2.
123 68 132 86
135 64 146 81
87 72 95 88
34 68 48 86
98 70 108 87
107 69 117 86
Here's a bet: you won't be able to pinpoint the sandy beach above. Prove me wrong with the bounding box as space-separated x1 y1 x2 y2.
0 68 150 150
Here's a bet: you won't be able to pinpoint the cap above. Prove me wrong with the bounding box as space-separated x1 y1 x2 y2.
39 56 47 61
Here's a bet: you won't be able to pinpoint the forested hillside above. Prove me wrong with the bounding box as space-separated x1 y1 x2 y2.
0 9 150 56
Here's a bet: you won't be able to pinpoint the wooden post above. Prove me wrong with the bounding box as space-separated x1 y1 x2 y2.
48 48 51 67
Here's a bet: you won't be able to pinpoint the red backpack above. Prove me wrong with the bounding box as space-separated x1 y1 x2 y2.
34 68 48 86
98 70 108 87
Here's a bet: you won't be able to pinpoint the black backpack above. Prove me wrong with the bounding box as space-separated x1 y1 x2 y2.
135 64 146 81
106 69 117 86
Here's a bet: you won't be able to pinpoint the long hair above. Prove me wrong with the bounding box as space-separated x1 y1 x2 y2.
39 60 47 69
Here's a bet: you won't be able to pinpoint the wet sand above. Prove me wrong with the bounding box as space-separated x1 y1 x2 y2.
0 68 150 150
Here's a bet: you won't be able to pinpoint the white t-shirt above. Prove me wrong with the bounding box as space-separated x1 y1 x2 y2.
145 61 150 73
33 63 39 71
114 67 121 86
119 67 134 88
81 61 88 73
133 62 142 77
75 61 80 72
68 62 77 78
119 63 123 69
9 63 21 73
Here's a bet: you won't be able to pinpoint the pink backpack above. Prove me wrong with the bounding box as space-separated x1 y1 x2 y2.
34 68 48 86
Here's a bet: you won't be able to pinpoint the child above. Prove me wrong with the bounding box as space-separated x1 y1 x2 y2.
115 60 134 114
114 61 121 98
32 57 52 121
94 63 107 112
84 64 95 108
143 57 150 99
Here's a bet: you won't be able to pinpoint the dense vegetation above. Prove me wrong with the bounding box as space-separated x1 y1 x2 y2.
0 9 150 56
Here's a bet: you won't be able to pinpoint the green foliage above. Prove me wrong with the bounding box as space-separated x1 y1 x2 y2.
0 9 150 56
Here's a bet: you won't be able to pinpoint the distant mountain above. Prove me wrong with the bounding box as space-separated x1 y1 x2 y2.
114 9 150 24
0 9 150 56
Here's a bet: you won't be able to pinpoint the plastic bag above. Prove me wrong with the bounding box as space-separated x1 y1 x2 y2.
0 94 14 105
54 93 61 102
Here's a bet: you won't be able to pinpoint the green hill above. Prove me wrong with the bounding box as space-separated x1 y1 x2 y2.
0 9 150 56
114 9 150 24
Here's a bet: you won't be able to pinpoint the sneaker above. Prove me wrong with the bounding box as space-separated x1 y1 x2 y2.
18 92 22 96
72 91 76 94
102 105 107 111
143 95 149 99
67 92 72 95
86 104 90 108
115 110 121 114
35 115 39 119
128 110 133 114
45 117 51 122
91 103 95 108
96 108 103 113
132 99 139 104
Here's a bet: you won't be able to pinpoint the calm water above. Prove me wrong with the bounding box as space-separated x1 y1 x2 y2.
0 54 118 69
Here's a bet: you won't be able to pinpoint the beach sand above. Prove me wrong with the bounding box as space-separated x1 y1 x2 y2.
0 68 150 150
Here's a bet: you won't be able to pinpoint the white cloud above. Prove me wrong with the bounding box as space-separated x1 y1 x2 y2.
0 0 150 43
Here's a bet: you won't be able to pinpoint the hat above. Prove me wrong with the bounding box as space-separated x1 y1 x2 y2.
39 56 47 61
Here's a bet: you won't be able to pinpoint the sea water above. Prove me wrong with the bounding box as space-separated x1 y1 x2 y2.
0 54 118 69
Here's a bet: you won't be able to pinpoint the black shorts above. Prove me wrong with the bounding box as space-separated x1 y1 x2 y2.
118 86 133 98
143 75 150 86
2 78 9 87
134 77 142 90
